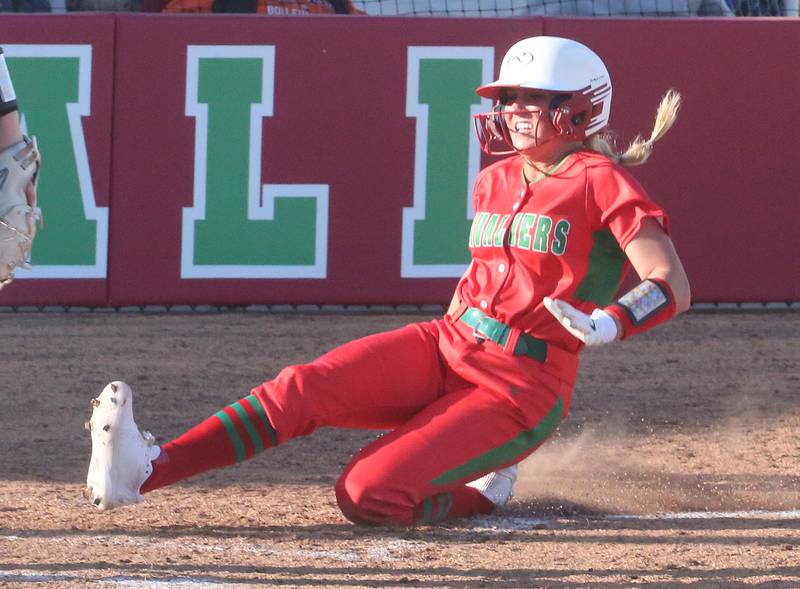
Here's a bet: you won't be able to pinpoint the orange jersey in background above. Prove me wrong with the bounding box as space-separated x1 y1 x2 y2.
162 0 363 13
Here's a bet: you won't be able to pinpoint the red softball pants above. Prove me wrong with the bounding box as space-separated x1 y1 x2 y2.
250 316 576 525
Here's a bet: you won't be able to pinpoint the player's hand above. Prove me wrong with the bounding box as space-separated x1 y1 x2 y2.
542 297 618 346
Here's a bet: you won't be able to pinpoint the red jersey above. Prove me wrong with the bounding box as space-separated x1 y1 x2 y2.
455 149 668 355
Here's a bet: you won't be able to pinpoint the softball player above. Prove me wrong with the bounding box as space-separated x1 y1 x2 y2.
86 36 690 526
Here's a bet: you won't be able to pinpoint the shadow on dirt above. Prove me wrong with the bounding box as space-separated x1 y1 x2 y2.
1 560 799 588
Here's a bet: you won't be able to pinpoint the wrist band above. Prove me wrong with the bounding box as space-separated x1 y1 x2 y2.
0 49 19 117
604 278 676 340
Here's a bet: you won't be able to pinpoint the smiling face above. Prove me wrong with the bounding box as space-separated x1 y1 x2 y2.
493 88 583 167
498 89 560 152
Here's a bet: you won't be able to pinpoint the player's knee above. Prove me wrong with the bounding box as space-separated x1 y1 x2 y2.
334 466 377 524
335 464 410 526
334 475 365 524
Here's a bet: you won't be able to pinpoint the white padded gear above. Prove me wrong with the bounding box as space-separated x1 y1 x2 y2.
0 135 40 289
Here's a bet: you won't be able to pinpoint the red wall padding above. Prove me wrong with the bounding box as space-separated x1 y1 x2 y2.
0 15 797 305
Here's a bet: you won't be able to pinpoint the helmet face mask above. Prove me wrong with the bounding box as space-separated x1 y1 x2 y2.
473 36 612 155
474 89 602 155
473 104 516 156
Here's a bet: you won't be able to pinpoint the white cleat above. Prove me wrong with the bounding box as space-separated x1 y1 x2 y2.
466 464 519 507
84 381 160 511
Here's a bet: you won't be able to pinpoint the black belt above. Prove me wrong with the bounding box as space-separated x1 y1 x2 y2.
458 307 548 363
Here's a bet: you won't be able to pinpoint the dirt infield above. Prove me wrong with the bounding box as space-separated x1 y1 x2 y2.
0 309 798 588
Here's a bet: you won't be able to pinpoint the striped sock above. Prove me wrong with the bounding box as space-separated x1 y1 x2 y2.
140 393 277 494
413 487 494 524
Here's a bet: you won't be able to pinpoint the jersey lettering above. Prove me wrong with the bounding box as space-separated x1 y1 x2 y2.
481 213 500 247
470 210 570 256
507 214 522 247
469 211 490 248
551 219 570 255
532 215 552 253
492 214 510 247
517 213 537 250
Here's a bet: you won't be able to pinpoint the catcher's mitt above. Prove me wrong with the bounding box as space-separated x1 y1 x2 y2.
0 135 41 289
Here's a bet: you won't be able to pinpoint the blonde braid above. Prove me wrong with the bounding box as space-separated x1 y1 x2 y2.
585 89 682 167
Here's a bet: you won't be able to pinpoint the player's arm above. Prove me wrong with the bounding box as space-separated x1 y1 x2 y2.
1 48 36 206
0 110 23 149
0 48 23 149
623 217 691 314
544 217 690 345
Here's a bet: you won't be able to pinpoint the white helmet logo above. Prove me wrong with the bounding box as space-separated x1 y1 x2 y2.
506 50 534 65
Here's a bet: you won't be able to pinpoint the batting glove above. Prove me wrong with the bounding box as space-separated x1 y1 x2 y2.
542 297 618 347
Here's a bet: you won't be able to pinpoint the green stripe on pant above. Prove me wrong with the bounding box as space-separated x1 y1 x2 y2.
430 397 563 486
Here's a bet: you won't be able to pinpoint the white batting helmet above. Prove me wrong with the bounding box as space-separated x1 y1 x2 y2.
474 36 612 152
